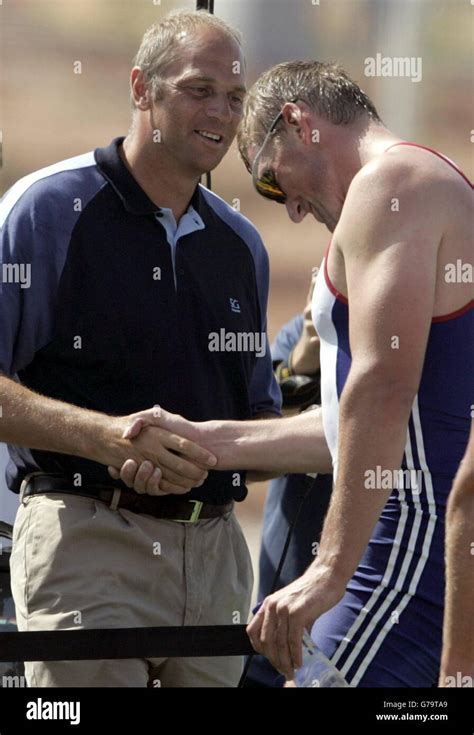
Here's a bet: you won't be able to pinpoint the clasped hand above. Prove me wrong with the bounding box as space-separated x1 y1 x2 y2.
108 406 211 495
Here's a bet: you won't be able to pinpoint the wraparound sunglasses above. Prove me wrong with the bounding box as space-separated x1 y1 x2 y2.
244 98 302 204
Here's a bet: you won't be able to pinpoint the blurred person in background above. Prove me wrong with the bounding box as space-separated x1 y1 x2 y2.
1 9 281 688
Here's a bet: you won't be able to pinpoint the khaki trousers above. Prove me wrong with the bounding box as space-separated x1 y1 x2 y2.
10 491 253 687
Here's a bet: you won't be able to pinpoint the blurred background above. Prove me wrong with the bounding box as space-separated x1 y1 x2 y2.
0 0 472 598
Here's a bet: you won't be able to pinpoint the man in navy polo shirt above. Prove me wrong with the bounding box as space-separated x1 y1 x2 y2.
1 9 280 687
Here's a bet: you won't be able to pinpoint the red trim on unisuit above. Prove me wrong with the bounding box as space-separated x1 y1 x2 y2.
432 300 474 323
384 142 473 189
385 143 472 322
321 144 472 314
323 243 473 322
323 241 348 305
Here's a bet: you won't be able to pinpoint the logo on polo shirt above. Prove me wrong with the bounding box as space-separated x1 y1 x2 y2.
229 298 241 313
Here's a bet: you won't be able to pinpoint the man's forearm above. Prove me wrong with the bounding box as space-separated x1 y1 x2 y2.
308 373 413 585
247 411 283 482
440 469 474 681
0 376 216 494
0 374 127 467
197 407 332 475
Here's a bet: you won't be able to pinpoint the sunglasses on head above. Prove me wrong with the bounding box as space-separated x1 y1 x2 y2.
248 98 302 204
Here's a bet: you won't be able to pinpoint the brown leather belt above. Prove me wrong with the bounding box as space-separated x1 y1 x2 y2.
20 473 233 523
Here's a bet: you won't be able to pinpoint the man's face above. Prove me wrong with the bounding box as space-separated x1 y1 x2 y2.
149 30 246 178
249 115 342 233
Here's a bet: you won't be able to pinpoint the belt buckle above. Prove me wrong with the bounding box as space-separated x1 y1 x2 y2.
108 488 122 511
171 499 203 523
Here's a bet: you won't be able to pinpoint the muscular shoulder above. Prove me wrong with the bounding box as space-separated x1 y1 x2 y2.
354 146 444 208
336 144 459 253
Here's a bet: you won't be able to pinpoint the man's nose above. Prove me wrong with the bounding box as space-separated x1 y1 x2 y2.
286 199 308 223
206 93 233 123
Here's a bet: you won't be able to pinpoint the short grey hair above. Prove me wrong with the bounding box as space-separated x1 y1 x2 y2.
238 60 381 166
131 9 242 108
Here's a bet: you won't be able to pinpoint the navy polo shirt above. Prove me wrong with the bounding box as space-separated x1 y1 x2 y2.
0 137 281 503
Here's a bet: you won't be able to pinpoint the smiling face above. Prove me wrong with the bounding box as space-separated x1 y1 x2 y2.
248 103 343 232
143 29 246 178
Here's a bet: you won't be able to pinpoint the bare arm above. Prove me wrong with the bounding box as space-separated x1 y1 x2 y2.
0 374 124 466
198 408 331 474
0 374 216 494
318 164 438 583
246 412 283 484
439 421 474 685
114 405 333 489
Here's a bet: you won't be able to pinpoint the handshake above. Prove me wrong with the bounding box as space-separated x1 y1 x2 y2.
105 406 219 496
99 403 329 495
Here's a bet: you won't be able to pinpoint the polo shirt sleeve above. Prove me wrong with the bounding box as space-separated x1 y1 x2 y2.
0 198 65 376
246 231 282 417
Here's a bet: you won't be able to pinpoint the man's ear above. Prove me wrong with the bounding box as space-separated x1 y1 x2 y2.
130 67 151 111
281 102 313 145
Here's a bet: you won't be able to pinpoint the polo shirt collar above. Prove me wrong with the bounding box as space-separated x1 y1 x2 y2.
94 136 204 217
